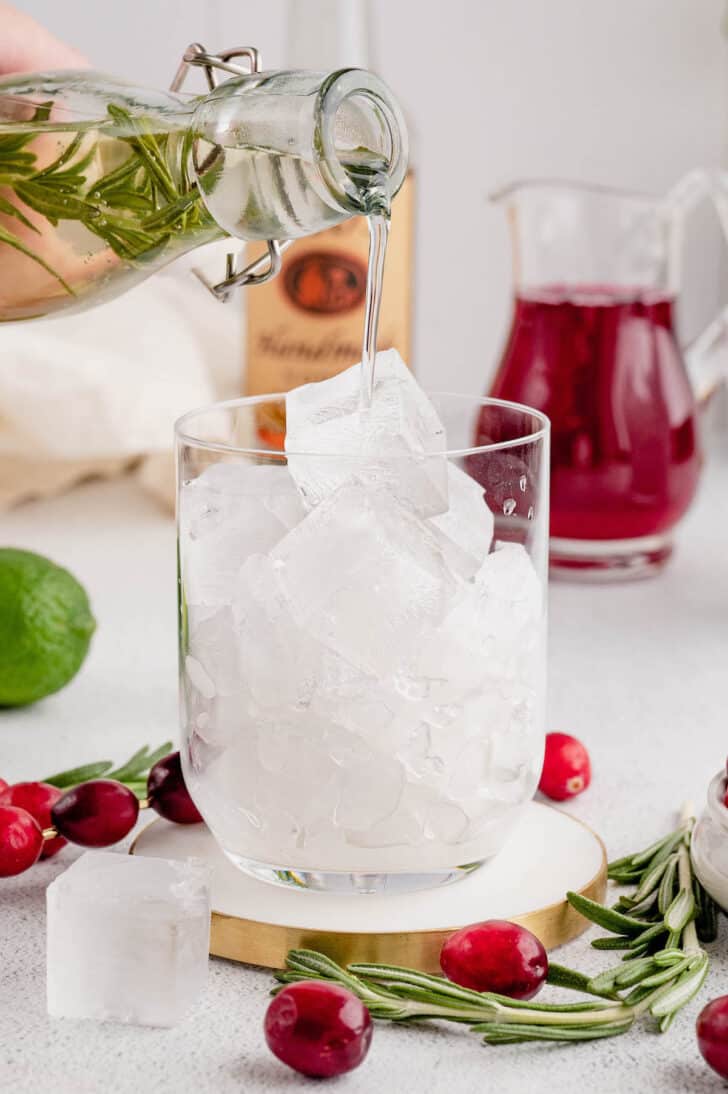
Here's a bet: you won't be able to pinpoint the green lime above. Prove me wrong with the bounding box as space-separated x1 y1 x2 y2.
0 548 96 706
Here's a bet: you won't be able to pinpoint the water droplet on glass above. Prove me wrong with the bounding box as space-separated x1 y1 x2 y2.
527 506 535 521
503 498 517 516
519 475 528 492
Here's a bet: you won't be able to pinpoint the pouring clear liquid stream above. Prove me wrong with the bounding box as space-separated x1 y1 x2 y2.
359 176 391 406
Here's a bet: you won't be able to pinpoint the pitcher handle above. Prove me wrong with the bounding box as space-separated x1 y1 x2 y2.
684 305 728 407
671 169 728 404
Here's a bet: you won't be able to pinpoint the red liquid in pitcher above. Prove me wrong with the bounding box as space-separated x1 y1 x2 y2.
482 286 701 543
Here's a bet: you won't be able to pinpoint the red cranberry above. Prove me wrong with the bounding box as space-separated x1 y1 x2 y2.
264 981 372 1078
538 732 591 801
147 751 203 825
698 996 728 1079
0 778 8 793
0 782 66 858
0 805 44 876
440 919 548 1000
51 779 139 847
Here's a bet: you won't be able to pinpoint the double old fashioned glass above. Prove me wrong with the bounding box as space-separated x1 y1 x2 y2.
176 393 549 894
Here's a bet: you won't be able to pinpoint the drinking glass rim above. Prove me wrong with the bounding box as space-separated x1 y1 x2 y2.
174 391 550 459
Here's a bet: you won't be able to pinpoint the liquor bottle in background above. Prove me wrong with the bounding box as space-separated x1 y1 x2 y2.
243 0 415 442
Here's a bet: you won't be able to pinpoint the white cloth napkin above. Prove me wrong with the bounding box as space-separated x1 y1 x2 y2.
0 239 242 511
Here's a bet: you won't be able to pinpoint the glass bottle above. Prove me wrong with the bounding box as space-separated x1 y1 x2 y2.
0 62 407 322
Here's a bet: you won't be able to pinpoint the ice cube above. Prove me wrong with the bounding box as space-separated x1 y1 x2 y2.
181 461 304 533
184 654 217 700
256 717 343 842
199 711 344 851
345 782 468 849
270 481 458 677
327 730 405 830
422 796 470 844
309 664 400 745
415 541 544 701
187 607 240 696
429 463 494 578
232 552 327 708
285 350 448 515
346 808 425 850
446 736 492 800
47 853 210 1027
180 462 305 608
474 540 544 650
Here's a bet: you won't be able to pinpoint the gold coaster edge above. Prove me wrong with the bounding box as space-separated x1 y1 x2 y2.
130 805 608 971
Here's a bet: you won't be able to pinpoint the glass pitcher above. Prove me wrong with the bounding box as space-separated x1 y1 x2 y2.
481 178 727 580
0 45 407 322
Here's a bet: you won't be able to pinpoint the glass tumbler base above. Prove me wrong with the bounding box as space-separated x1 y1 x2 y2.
225 851 485 894
549 534 673 582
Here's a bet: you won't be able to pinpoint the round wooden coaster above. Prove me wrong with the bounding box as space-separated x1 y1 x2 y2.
131 801 606 971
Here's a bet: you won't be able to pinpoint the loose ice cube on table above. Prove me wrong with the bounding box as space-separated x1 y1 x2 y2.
284 350 448 515
180 462 305 608
269 480 458 677
47 853 210 1027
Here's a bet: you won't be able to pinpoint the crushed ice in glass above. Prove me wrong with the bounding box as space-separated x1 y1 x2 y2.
46 853 210 1027
179 351 544 872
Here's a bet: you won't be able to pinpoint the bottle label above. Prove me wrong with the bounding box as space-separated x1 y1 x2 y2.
243 172 414 396
282 250 368 314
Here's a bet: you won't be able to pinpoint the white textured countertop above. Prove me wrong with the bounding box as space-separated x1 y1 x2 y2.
1 451 728 1094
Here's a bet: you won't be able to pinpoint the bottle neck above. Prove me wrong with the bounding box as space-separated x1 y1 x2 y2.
189 68 408 239
286 0 371 69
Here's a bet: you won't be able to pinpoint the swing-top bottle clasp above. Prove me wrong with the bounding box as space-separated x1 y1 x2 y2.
171 42 293 303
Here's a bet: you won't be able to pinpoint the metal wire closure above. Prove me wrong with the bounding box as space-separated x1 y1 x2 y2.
171 43 290 302
170 44 262 93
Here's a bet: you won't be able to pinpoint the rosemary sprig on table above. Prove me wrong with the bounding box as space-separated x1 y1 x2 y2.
273 809 719 1045
0 100 219 292
43 741 172 799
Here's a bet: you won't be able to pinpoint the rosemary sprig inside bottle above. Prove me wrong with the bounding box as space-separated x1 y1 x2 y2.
273 809 719 1045
0 102 219 293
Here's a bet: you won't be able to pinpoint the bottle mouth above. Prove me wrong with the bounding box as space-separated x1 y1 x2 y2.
315 68 408 214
